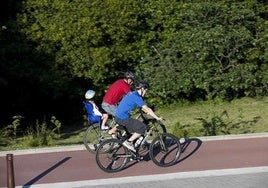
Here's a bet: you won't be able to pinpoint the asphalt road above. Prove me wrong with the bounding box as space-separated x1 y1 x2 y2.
1 133 268 188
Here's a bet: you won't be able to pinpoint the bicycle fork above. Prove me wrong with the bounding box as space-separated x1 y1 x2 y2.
158 135 168 152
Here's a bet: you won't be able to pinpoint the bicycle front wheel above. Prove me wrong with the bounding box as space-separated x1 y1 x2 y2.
95 139 129 173
83 124 109 153
149 133 181 167
144 120 166 144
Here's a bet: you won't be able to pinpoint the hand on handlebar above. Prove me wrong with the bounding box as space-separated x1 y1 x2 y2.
157 116 164 121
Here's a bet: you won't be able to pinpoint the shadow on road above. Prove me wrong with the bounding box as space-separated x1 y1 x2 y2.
121 137 202 171
22 157 71 188
140 137 202 164
175 137 202 164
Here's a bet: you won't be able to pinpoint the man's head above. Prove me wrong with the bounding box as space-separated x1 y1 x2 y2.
124 71 136 85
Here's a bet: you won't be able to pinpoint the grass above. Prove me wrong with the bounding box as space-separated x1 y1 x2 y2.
158 96 268 136
58 96 268 145
1 96 268 151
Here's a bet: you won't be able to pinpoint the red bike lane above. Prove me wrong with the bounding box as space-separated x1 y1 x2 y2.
1 135 268 187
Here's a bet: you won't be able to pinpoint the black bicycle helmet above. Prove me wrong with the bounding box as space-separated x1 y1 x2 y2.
136 81 150 90
124 71 136 81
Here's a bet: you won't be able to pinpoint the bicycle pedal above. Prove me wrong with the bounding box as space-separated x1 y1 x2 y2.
136 156 143 161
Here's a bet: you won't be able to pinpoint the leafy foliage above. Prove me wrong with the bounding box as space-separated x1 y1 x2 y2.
172 110 261 138
137 0 268 102
24 116 61 147
0 115 61 150
0 0 268 128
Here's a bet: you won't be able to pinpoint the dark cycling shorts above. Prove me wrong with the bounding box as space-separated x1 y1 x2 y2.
115 117 148 135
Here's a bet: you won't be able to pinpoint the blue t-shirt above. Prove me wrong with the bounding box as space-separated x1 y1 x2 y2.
83 101 101 123
115 91 145 120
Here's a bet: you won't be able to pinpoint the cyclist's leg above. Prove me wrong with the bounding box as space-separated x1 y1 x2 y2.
101 102 118 135
100 113 109 130
101 102 117 116
116 118 147 152
125 119 147 141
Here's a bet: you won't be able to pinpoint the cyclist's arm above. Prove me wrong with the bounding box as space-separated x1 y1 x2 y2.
141 105 162 121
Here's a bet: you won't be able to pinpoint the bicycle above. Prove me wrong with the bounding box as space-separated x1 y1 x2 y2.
83 116 116 154
95 117 181 173
83 106 166 154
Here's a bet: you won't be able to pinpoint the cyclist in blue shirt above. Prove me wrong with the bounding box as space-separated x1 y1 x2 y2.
115 81 163 152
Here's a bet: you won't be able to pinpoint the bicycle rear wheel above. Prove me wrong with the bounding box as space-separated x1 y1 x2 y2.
149 133 181 167
95 139 129 173
83 124 109 153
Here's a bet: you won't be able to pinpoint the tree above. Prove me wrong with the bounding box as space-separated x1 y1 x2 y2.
138 0 268 101
1 0 268 127
17 0 151 91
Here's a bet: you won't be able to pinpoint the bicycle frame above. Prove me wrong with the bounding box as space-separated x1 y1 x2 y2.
85 105 165 154
136 119 166 150
95 108 181 172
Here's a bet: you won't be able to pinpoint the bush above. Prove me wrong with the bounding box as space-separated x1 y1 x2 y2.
0 116 61 150
172 122 202 138
23 116 61 147
172 110 261 138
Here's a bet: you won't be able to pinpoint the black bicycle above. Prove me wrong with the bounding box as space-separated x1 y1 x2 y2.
83 116 116 154
95 117 181 173
83 106 166 154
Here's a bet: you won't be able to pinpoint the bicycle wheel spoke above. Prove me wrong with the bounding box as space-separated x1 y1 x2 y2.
83 124 111 153
96 139 129 172
149 133 181 167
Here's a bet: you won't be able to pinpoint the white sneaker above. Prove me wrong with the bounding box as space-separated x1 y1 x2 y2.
123 140 136 152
